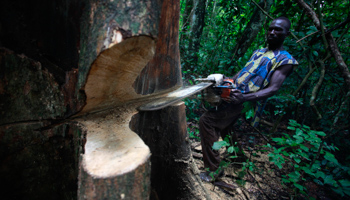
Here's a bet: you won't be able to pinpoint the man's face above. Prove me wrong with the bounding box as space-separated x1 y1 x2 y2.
267 19 290 46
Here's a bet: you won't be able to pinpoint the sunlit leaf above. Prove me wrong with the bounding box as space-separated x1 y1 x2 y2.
212 141 229 150
227 146 234 153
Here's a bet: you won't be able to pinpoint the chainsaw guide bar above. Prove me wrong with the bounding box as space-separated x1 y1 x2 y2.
138 82 213 111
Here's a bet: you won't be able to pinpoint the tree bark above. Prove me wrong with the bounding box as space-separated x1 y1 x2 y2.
179 0 194 51
131 102 211 200
182 0 207 73
1 0 205 199
133 0 182 95
75 0 176 198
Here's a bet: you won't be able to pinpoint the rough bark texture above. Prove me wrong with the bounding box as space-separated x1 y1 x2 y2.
0 120 84 199
0 47 82 199
187 0 207 66
0 0 81 85
76 0 165 198
0 1 82 199
1 0 198 199
131 103 208 200
78 161 150 200
0 48 66 124
133 0 182 95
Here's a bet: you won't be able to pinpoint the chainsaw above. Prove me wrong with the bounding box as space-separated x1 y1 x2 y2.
196 74 235 108
138 74 234 111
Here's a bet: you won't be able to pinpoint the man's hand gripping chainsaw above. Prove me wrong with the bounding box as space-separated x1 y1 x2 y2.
196 74 235 107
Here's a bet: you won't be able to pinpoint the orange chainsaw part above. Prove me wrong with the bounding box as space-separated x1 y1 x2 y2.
220 78 234 98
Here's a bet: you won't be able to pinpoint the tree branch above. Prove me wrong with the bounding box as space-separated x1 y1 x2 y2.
296 0 350 91
296 30 319 43
296 0 320 28
251 0 273 20
309 60 325 120
316 0 329 48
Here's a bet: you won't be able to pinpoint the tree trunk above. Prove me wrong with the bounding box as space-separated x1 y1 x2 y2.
131 102 211 200
179 0 194 47
1 0 207 199
182 0 207 75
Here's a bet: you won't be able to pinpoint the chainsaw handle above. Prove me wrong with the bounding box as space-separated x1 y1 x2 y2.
221 80 233 85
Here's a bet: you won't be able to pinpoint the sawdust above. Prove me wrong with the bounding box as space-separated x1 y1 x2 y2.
77 105 150 178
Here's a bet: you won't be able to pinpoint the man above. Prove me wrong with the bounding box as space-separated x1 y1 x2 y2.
199 17 298 182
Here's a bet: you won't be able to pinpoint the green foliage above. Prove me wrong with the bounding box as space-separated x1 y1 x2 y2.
212 134 253 186
268 94 304 116
264 120 350 197
180 0 259 78
184 97 201 121
180 0 350 135
242 101 255 120
187 127 200 140
181 0 350 197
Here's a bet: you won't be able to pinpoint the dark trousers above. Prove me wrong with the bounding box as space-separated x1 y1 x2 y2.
199 103 243 171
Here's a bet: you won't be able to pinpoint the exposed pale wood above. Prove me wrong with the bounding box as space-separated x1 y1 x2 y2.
75 0 185 198
77 106 151 199
78 107 150 177
1 0 197 199
80 36 156 114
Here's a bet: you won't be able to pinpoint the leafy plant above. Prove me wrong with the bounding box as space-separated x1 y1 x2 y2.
180 0 350 197
264 120 350 197
242 101 255 120
187 127 200 140
212 134 253 185
184 97 201 121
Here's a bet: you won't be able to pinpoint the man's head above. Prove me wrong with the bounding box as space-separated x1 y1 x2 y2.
267 17 291 50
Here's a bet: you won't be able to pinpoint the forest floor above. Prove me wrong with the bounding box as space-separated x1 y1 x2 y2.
188 117 337 200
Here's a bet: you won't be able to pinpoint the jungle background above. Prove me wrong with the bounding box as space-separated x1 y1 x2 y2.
179 0 350 199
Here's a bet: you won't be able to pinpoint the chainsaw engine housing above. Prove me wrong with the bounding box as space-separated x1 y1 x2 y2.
202 78 234 107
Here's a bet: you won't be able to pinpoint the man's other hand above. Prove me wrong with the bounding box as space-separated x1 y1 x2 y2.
222 89 245 104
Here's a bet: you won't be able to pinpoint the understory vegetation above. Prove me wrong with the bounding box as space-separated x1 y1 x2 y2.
180 0 350 199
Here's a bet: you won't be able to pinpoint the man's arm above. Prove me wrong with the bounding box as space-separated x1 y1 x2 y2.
224 64 293 104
